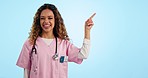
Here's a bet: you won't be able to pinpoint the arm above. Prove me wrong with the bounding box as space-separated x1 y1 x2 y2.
78 13 96 59
78 39 90 59
24 68 30 78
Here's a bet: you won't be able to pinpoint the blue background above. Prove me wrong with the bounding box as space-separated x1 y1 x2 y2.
0 0 148 78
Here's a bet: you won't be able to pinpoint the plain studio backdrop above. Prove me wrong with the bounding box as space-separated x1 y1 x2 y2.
0 0 147 78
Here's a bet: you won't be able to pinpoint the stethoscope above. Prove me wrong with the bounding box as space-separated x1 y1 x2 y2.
31 37 59 60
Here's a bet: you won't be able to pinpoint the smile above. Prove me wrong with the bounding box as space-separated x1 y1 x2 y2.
43 24 51 29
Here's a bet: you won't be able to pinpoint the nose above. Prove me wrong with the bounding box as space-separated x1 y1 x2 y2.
44 18 49 23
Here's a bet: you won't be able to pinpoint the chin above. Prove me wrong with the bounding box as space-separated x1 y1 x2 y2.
43 29 53 33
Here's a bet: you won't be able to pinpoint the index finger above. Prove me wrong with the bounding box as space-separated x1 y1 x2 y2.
89 13 96 19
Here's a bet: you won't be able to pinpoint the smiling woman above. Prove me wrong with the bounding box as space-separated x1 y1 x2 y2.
40 9 55 32
16 3 95 78
29 4 69 45
0 0 147 78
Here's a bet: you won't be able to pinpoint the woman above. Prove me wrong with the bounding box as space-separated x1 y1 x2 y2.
16 3 95 78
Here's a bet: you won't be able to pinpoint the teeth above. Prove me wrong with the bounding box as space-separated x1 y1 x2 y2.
44 25 49 26
43 24 51 29
44 25 50 27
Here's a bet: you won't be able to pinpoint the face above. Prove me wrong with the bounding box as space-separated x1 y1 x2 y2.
40 9 55 33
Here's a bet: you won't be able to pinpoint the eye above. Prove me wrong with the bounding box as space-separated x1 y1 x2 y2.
48 17 53 19
40 17 45 20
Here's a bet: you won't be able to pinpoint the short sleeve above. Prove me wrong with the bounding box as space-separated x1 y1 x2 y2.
67 41 83 64
16 40 31 70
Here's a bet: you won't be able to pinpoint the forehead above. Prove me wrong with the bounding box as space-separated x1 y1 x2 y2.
40 9 54 17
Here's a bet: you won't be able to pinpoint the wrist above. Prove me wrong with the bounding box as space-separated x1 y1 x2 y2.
84 30 90 39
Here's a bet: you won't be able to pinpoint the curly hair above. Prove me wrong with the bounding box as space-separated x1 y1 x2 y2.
29 4 69 44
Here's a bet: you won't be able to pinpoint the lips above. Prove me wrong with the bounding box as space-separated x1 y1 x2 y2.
43 24 51 29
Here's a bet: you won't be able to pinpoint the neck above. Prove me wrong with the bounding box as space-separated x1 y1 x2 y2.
41 32 55 39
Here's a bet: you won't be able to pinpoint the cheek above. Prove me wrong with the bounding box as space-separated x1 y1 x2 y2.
40 20 44 26
50 20 54 27
52 19 55 25
52 21 55 25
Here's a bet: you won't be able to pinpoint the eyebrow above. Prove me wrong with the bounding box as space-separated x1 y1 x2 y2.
40 16 53 17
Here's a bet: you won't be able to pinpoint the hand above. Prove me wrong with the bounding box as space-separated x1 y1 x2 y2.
84 13 96 39
85 13 96 31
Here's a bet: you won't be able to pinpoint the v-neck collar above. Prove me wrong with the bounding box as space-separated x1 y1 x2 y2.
38 36 56 47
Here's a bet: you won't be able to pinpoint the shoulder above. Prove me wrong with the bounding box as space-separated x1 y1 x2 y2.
57 37 73 46
23 38 32 49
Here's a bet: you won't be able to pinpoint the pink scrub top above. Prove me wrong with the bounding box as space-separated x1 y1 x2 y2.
16 37 83 78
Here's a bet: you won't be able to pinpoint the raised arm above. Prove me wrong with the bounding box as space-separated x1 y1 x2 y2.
78 13 96 59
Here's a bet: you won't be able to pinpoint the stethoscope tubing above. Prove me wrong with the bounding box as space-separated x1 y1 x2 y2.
30 37 58 58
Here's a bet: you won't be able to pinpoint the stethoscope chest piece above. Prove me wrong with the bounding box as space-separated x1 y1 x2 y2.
52 53 58 60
